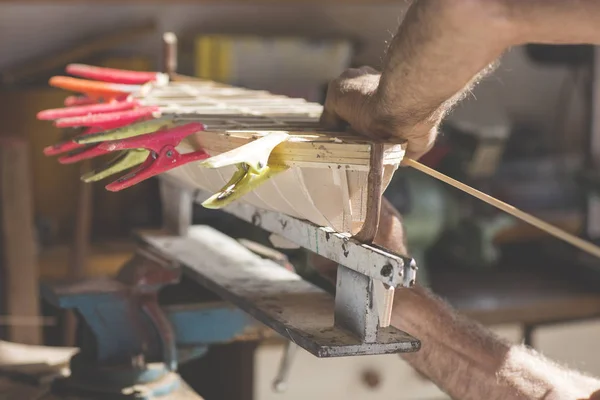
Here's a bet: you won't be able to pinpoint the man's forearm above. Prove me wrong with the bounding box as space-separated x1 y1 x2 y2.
393 287 600 400
508 0 600 45
376 1 508 122
375 0 600 155
310 198 600 399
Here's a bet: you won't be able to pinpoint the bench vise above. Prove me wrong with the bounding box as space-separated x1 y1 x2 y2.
42 248 266 399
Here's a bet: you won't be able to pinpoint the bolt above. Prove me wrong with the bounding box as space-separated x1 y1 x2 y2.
380 264 393 277
166 150 173 158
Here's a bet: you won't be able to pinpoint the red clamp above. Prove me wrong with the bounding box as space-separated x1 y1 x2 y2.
54 107 159 129
44 127 102 158
64 95 128 107
102 122 208 191
41 64 167 162
43 109 153 159
57 142 111 164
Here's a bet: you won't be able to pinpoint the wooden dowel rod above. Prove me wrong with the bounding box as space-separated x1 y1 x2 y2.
404 158 600 260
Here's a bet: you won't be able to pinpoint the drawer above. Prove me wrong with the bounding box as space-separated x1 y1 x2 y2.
253 324 522 400
254 344 447 400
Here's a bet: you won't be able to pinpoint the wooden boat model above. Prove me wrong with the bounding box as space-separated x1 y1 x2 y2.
39 63 600 261
139 80 405 234
39 69 406 236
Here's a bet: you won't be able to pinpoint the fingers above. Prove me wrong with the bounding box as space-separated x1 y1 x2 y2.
320 67 380 135
338 66 378 79
318 108 347 131
403 125 438 160
321 66 440 160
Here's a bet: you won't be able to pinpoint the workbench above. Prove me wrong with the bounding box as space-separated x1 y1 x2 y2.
430 242 600 346
2 243 600 399
7 31 600 399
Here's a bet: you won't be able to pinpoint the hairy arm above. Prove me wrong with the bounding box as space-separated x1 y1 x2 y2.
322 0 600 158
395 286 600 400
310 198 600 400
317 2 600 397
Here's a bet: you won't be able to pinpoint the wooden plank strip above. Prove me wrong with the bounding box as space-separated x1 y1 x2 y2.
181 133 405 167
405 158 600 260
0 138 41 345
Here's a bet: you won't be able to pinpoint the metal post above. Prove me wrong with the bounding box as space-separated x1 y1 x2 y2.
159 178 192 236
162 32 178 77
334 265 379 343
354 143 384 243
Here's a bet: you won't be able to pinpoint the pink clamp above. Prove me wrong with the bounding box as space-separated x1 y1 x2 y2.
66 64 165 85
58 143 110 164
43 112 145 158
64 95 128 107
102 122 208 191
54 106 159 128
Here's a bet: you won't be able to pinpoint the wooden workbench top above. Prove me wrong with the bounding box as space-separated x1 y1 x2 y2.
430 241 600 327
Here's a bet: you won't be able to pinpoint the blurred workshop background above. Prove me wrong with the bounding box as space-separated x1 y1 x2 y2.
0 2 599 400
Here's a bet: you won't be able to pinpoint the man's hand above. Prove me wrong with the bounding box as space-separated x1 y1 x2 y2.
317 0 600 398
320 66 437 159
320 66 380 136
320 0 515 160
322 0 600 161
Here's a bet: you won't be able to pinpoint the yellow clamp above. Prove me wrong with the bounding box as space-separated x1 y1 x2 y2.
200 131 290 208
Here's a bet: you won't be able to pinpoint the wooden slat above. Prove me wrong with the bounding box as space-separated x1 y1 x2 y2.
63 161 93 346
0 138 41 345
182 131 405 167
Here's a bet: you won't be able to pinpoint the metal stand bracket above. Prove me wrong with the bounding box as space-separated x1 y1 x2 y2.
140 225 420 358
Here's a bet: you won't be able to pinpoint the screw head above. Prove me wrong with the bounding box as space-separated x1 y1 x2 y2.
165 150 173 158
380 264 393 277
